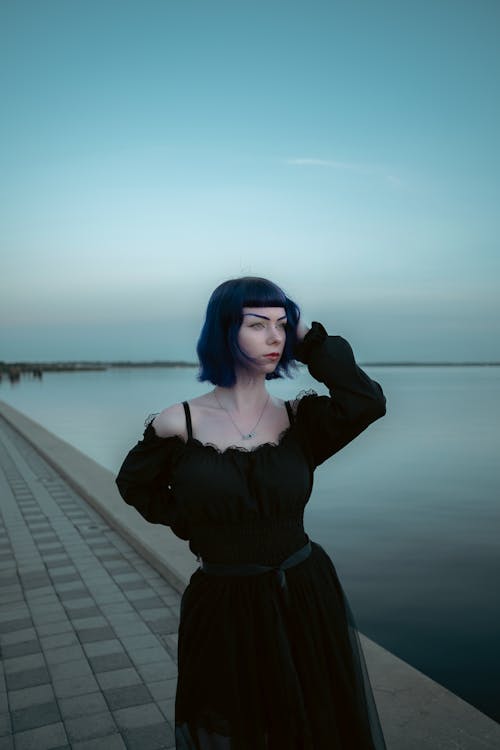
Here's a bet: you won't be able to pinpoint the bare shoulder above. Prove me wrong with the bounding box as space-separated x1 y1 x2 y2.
151 391 215 439
152 403 187 439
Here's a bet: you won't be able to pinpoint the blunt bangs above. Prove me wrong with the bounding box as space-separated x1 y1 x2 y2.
197 277 301 387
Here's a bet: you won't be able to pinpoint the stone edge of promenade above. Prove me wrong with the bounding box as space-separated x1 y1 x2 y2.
1 398 499 749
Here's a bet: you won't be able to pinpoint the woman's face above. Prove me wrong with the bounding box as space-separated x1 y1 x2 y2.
237 307 287 373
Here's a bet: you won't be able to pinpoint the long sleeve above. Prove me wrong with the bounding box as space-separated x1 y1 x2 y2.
115 422 188 538
293 322 386 468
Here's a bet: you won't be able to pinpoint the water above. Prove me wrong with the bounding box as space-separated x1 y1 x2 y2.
1 365 499 722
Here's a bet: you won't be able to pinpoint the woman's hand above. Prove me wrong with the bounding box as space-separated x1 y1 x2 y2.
296 316 311 342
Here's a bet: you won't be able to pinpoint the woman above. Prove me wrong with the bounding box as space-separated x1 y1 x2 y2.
116 276 387 750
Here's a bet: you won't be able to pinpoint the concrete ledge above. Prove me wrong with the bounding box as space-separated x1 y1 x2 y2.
361 637 500 749
1 399 499 749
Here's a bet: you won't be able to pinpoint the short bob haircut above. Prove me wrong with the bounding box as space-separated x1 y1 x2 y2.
197 276 301 387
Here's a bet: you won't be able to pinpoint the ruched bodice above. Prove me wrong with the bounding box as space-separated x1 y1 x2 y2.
189 515 308 566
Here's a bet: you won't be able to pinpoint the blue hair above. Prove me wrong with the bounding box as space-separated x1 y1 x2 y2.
197 276 301 387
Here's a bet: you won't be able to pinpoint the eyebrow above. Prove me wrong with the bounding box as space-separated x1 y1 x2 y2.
242 313 287 321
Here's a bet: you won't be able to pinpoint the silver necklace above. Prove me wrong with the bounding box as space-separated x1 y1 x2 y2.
213 391 270 440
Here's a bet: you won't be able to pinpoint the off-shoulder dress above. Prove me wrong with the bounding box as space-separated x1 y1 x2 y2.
116 323 387 750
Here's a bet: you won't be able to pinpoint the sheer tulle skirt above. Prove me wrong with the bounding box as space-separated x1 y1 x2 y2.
175 542 386 750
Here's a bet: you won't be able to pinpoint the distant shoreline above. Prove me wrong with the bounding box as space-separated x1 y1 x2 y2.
0 361 196 375
361 361 500 367
2 360 500 375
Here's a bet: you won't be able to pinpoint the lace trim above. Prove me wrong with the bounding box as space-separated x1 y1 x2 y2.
185 424 293 455
143 420 292 455
143 389 319 455
288 388 318 416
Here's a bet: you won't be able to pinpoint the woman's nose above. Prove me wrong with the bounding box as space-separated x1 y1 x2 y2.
268 326 284 343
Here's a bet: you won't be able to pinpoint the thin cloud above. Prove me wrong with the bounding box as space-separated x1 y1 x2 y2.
385 173 403 187
286 157 403 187
286 158 366 171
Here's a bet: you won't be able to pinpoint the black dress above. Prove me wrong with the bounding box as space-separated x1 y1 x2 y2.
116 323 387 750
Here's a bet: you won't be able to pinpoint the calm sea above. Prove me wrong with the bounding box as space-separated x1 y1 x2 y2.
1 365 499 722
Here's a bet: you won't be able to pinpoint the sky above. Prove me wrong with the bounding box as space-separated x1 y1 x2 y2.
1 0 499 363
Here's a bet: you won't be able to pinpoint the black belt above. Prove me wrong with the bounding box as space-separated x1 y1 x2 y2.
200 540 312 606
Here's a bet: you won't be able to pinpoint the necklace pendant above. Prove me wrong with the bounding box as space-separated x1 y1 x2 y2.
212 390 270 444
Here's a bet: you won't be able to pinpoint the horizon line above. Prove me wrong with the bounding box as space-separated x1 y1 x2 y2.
2 360 500 369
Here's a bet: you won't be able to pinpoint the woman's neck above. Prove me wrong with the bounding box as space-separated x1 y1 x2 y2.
214 371 268 412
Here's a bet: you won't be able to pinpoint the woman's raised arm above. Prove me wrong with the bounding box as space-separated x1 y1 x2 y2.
293 322 386 467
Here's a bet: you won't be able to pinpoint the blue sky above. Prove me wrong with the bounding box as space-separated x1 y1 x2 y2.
1 0 499 362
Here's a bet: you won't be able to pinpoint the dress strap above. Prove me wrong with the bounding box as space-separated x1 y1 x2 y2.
182 401 193 440
285 400 294 426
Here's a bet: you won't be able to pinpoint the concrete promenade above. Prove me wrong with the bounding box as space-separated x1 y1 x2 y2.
0 412 179 749
1 399 500 749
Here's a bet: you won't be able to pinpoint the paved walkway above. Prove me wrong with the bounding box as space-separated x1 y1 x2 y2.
0 414 180 750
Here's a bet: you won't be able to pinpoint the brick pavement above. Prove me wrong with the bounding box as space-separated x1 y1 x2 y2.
0 415 181 750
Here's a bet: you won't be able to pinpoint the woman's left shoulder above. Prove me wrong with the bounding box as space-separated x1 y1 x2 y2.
151 403 192 440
